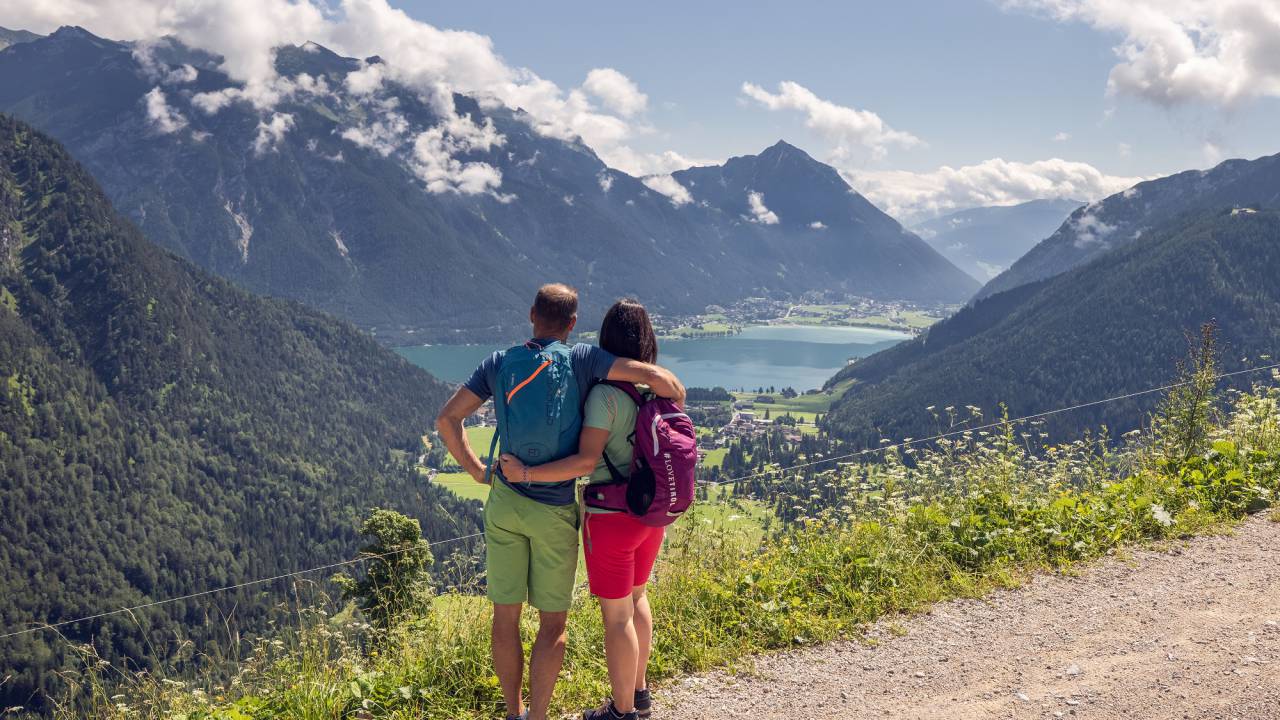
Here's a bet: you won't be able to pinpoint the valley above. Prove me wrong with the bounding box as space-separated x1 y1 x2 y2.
648 294 948 338
3 5 1280 720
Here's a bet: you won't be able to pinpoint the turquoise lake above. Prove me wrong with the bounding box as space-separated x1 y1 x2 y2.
396 324 911 391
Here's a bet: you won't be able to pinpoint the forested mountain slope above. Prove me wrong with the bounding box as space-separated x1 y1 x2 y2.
0 114 478 710
975 152 1280 300
0 28 974 342
824 207 1280 445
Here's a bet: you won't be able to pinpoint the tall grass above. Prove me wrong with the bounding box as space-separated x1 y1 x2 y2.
47 383 1280 719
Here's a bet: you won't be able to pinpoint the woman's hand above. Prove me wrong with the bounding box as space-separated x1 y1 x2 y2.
499 453 527 483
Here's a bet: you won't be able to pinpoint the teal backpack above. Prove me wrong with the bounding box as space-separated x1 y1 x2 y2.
486 340 581 501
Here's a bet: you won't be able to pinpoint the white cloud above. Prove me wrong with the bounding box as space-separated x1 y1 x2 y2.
143 87 188 134
1008 0 1280 106
166 64 199 84
1052 131 1071 142
809 221 827 229
344 62 385 95
252 112 294 155
340 107 410 156
746 191 780 225
319 0 679 180
597 172 614 193
974 261 1005 280
1202 141 1224 165
14 0 694 190
601 147 710 177
133 38 200 85
1071 208 1117 247
43 0 327 110
741 80 921 161
847 157 1144 223
582 68 648 117
408 112 506 195
641 174 692 206
131 38 168 80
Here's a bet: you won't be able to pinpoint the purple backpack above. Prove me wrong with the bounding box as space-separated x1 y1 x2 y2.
583 381 698 526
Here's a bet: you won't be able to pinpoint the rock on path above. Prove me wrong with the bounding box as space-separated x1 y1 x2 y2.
663 514 1280 720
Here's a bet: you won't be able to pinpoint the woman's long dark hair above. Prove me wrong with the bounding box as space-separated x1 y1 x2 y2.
599 298 658 364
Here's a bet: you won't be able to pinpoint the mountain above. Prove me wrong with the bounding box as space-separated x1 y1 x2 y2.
912 199 1083 282
975 153 1280 300
0 27 40 51
0 114 480 710
0 27 976 343
822 207 1280 446
672 141 979 301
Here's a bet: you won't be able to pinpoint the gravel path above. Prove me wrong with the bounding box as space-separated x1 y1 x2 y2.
663 514 1280 720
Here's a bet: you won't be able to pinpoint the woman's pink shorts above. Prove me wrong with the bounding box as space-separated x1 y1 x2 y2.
583 512 665 600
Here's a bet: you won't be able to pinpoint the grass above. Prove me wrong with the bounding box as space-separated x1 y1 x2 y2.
780 305 941 332
432 471 490 502
661 321 738 338
53 385 1280 720
732 388 841 414
425 426 496 501
699 446 728 468
465 425 495 450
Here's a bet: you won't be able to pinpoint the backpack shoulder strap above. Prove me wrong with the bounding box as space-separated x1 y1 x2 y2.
484 424 500 485
483 351 507 485
600 451 628 484
594 380 640 485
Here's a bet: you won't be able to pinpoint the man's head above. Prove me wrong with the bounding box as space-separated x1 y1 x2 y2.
530 283 578 339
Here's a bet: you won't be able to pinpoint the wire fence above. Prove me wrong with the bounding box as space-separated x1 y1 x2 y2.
3 359 1277 641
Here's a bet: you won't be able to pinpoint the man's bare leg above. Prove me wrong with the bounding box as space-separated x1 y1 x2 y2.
527 609 569 720
492 603 526 718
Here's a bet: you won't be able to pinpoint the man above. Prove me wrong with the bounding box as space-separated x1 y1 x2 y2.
436 283 684 720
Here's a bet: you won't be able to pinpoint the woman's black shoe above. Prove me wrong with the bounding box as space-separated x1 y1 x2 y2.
582 700 638 720
634 688 652 719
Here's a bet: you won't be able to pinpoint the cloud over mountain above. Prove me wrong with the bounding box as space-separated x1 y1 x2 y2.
143 87 187 134
849 157 1143 223
741 80 922 161
8 0 693 185
1008 0 1280 107
736 80 1138 222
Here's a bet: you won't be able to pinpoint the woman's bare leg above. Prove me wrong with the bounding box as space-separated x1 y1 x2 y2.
599 595 639 712
631 585 653 692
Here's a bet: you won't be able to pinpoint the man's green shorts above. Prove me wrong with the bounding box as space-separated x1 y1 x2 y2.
484 477 580 612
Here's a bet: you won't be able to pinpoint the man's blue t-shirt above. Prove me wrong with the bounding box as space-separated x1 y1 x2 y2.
464 340 617 504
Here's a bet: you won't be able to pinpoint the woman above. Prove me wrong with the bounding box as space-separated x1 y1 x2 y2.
500 298 666 720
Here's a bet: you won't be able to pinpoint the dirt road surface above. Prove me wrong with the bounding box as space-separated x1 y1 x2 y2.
664 514 1280 720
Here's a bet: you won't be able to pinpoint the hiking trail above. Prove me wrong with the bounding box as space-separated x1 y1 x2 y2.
664 514 1280 719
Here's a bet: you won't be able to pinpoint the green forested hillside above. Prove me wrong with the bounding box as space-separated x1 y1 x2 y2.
824 208 1280 445
0 114 481 710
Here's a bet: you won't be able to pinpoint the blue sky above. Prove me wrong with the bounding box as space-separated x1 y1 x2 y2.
16 0 1280 221
398 0 1280 216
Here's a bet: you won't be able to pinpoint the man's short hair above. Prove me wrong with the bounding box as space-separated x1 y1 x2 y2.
532 283 579 332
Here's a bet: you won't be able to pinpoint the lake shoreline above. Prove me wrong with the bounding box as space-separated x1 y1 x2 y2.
396 324 911 392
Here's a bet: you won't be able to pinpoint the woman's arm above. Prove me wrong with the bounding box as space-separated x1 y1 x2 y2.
608 358 685 408
498 427 610 483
